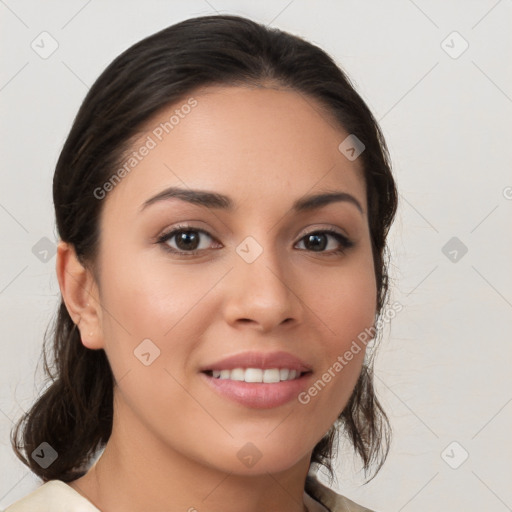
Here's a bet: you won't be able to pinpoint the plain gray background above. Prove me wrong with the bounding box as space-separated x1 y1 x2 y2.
1 1 511 510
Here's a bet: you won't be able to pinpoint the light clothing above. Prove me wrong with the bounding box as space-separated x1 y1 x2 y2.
4 480 100 512
4 474 376 512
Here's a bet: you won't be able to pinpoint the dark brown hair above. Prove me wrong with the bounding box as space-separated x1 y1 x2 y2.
11 14 397 484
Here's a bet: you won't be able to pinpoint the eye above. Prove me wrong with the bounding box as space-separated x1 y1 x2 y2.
295 229 354 255
157 225 220 255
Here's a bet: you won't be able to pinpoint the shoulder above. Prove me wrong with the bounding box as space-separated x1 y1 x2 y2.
305 474 378 512
3 480 101 512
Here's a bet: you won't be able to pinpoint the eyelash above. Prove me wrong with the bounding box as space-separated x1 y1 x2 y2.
155 224 354 257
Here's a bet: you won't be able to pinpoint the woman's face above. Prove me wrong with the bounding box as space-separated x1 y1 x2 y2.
90 85 376 475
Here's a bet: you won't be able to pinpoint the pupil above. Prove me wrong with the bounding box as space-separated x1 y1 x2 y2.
307 233 326 251
177 231 198 250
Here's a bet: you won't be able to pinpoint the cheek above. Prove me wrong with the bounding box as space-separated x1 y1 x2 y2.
96 247 222 376
311 254 377 344
297 256 376 423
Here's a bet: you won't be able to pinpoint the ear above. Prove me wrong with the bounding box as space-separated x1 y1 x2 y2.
55 240 104 350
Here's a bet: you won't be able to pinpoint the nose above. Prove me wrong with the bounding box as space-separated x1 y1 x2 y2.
222 245 303 333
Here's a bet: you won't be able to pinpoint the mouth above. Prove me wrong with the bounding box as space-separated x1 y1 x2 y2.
202 367 310 383
199 350 313 408
200 367 313 409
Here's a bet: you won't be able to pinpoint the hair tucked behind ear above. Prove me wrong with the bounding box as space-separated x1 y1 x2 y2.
11 303 113 481
11 13 397 483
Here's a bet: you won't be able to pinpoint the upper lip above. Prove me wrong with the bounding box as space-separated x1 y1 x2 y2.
200 350 313 373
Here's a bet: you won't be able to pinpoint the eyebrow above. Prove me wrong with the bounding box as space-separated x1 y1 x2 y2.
140 187 364 214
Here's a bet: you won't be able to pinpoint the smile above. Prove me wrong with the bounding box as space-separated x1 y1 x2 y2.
205 367 305 383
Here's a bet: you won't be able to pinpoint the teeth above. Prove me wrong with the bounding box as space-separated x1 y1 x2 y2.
263 369 280 383
209 367 302 383
245 368 263 382
231 368 245 381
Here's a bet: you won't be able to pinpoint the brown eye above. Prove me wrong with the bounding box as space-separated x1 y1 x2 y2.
295 229 353 255
157 226 218 255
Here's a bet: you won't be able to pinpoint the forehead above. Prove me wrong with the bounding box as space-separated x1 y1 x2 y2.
101 85 366 218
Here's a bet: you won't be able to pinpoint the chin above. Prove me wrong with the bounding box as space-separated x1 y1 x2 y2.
203 436 314 476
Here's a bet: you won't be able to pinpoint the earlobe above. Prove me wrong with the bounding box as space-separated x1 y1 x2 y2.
55 240 104 350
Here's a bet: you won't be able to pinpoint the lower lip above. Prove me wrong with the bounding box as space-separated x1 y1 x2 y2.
200 371 312 409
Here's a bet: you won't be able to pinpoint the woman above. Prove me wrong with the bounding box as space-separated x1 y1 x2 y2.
7 13 397 512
